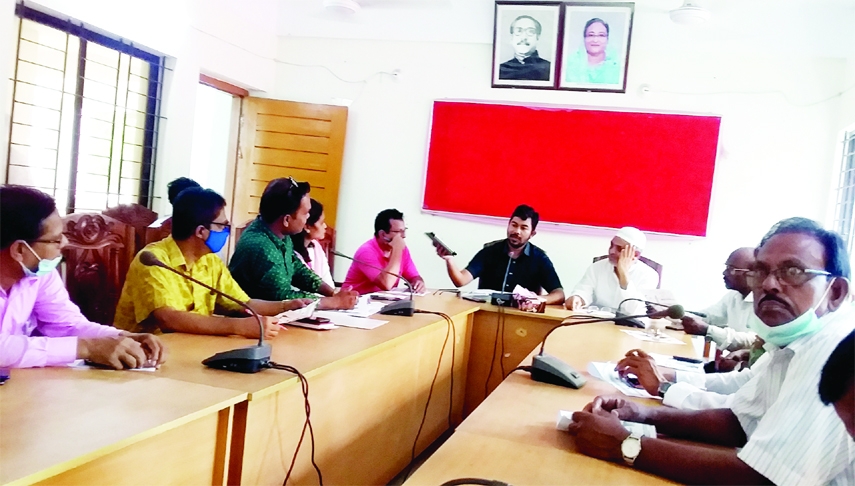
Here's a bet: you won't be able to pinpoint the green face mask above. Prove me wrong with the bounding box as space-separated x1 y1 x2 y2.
747 282 832 348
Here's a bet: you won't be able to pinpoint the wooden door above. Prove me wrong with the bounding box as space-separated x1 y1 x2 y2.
231 98 347 229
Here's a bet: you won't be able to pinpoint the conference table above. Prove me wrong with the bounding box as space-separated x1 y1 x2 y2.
2 295 694 486
404 322 697 485
0 367 246 486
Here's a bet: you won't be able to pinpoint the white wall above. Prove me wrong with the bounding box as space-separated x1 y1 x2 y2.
0 0 278 214
266 36 847 308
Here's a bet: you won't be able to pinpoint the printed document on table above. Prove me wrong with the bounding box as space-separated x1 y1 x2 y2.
314 311 388 330
621 329 685 345
587 361 657 399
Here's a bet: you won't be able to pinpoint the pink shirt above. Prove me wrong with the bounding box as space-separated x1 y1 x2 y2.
0 270 121 368
343 238 421 295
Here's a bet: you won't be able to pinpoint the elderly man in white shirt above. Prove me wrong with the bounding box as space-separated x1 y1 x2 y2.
565 227 659 314
679 247 758 352
567 217 855 485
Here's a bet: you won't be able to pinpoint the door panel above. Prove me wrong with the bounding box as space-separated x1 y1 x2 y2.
233 98 347 230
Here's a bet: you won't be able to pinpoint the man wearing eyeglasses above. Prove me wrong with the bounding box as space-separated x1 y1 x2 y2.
677 247 759 353
498 15 551 81
115 187 311 340
343 209 426 295
0 185 165 369
568 217 854 485
229 178 358 310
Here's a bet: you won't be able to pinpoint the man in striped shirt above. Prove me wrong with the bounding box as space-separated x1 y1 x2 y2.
568 217 855 485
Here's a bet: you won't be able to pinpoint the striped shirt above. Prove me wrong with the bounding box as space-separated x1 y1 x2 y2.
730 305 855 486
702 290 758 351
663 353 771 410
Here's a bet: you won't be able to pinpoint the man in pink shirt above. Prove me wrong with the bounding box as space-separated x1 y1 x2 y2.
343 209 426 294
0 185 165 369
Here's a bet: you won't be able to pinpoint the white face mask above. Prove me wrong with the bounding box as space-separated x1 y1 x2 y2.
19 241 62 278
747 282 833 347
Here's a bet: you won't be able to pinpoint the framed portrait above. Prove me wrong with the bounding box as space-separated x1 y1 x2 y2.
492 2 561 89
558 2 634 92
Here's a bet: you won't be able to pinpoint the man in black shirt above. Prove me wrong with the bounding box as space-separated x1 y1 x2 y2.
498 15 552 81
434 205 564 304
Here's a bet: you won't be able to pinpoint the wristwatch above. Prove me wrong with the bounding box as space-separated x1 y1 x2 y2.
658 381 673 398
621 431 643 466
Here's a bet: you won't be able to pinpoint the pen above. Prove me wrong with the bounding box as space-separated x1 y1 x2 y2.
672 355 703 364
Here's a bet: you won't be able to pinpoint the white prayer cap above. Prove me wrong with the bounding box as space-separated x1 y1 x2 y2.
615 227 646 252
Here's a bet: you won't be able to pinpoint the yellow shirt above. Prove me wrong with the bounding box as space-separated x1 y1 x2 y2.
114 236 250 333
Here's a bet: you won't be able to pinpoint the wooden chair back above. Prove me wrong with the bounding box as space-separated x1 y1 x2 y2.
102 203 158 255
61 213 135 325
145 217 172 247
592 255 663 289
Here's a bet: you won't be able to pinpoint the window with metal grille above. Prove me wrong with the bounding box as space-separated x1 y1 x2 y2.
6 4 164 215
832 129 855 253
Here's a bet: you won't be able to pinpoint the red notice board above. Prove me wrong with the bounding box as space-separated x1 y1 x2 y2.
422 101 721 236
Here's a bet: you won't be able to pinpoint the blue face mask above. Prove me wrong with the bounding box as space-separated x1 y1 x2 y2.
747 282 833 347
20 241 62 278
205 228 229 253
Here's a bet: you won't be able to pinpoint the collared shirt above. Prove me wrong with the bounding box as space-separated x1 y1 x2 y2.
663 353 771 410
294 239 334 289
229 218 323 301
342 237 421 295
0 270 121 368
570 258 659 313
729 306 855 486
701 290 757 351
114 236 249 333
465 240 562 294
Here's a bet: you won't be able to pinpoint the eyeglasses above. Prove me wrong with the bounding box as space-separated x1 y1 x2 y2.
388 227 408 235
724 264 750 275
287 176 298 188
513 27 538 37
585 33 608 39
32 238 63 245
745 266 832 288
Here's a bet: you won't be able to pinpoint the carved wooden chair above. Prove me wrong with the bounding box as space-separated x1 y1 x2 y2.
61 213 135 325
145 217 172 246
592 255 663 289
102 203 158 255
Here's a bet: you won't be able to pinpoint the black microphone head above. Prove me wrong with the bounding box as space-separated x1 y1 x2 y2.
139 251 164 268
667 305 685 319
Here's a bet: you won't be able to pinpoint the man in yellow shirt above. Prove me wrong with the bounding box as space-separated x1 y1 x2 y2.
114 187 311 339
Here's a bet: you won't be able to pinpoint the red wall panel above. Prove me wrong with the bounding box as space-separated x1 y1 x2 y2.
423 101 720 236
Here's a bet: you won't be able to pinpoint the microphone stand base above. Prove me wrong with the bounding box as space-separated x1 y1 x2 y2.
531 353 586 389
202 343 272 374
379 299 415 317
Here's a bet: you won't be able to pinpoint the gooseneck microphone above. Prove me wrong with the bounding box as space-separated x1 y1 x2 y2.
332 250 415 317
138 251 271 373
618 297 707 319
525 305 686 389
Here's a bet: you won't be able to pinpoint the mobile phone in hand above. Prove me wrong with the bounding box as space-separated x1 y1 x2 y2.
426 232 456 256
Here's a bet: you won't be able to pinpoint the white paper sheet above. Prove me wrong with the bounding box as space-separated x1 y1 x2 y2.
587 361 658 399
313 311 388 330
276 300 319 324
621 329 686 345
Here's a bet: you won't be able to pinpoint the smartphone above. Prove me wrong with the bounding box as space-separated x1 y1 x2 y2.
296 317 330 325
425 232 457 256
